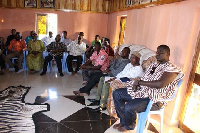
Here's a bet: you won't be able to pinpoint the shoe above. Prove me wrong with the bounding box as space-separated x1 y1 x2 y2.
40 72 46 76
87 100 100 106
113 123 123 129
92 106 106 112
88 98 98 102
60 72 64 76
73 90 80 96
14 65 19 72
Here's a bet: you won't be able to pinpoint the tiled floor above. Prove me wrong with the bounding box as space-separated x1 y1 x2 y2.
0 66 184 133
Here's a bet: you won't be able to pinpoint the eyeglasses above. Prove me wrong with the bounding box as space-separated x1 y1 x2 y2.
150 67 157 74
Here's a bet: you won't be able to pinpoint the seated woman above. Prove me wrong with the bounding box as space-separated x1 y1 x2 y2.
26 33 45 74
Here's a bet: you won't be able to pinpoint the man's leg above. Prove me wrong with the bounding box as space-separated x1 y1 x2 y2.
5 52 16 68
41 55 53 74
79 72 103 95
17 53 24 69
113 88 133 127
75 55 83 72
99 82 110 108
0 54 5 70
66 55 74 72
124 98 150 130
95 77 105 100
82 68 90 82
55 55 63 74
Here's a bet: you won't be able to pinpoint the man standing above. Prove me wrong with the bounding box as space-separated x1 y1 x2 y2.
40 34 66 76
112 45 183 132
5 32 26 72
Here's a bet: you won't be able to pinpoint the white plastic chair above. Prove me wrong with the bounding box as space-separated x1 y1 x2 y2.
136 73 184 133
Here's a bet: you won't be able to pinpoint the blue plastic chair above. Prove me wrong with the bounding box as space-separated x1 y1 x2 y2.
136 74 184 133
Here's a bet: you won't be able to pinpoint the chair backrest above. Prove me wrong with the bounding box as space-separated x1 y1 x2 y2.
159 73 184 102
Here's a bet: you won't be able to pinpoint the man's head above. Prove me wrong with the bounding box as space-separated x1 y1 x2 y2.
33 33 38 40
94 41 101 52
11 29 16 35
120 47 130 59
49 31 53 38
30 31 35 37
95 35 100 41
156 45 170 63
55 34 61 42
15 32 21 41
62 31 67 38
130 51 141 66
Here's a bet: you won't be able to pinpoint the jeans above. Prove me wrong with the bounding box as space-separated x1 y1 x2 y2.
42 55 62 73
66 55 83 72
79 71 105 95
113 88 161 130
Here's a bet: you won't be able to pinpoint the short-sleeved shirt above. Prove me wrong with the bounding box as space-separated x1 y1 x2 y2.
47 41 66 56
9 39 26 52
67 40 86 56
90 49 109 71
127 62 183 103
61 37 72 47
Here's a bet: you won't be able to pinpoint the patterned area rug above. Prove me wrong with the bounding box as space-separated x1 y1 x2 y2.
0 86 49 133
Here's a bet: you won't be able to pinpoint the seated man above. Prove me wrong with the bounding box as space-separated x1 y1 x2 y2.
73 42 109 96
81 41 109 84
5 32 26 72
88 51 144 111
112 45 183 132
66 35 86 74
40 34 66 76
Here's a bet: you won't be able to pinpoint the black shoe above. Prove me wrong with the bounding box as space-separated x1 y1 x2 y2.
88 98 98 102
93 106 106 112
14 65 19 72
87 100 100 106
40 72 46 76
60 72 64 76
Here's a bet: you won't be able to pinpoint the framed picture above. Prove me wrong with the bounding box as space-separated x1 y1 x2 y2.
140 0 151 4
40 0 54 8
24 0 37 8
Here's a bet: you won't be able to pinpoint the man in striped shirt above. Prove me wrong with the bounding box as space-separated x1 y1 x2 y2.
112 45 183 132
40 34 66 76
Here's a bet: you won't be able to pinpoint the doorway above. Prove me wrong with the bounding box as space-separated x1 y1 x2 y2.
118 16 127 46
180 32 200 133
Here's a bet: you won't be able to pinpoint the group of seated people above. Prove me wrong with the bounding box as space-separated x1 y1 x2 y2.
73 44 183 132
0 29 114 76
0 29 184 132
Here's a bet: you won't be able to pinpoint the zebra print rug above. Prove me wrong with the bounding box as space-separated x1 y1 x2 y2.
0 85 49 133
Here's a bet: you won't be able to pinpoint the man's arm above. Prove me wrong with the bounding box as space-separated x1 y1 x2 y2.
135 72 178 89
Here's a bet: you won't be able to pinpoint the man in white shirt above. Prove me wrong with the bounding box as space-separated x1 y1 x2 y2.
41 31 54 48
67 35 86 74
61 31 72 47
